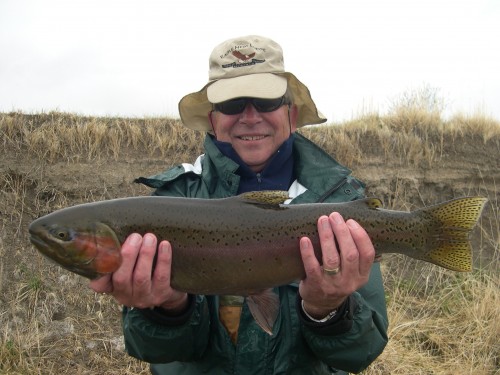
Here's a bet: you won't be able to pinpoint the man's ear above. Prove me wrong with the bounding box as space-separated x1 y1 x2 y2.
289 104 299 132
208 110 217 138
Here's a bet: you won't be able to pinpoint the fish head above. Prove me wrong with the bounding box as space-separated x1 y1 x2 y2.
29 218 122 279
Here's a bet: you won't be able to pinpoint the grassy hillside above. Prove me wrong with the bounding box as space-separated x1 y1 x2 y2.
1 107 499 374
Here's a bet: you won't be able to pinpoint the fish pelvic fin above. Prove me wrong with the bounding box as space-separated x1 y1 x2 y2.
421 197 488 272
246 289 280 335
238 191 290 210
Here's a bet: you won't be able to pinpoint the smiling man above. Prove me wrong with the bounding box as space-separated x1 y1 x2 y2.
90 35 388 375
209 94 295 172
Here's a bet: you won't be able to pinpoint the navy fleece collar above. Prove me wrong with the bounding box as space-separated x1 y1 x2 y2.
212 134 295 194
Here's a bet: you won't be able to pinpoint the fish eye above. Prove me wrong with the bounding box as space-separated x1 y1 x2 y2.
49 227 73 242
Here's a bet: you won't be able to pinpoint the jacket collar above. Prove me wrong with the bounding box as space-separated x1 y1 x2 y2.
291 133 353 200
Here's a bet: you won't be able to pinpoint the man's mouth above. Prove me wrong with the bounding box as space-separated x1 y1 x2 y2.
239 135 267 141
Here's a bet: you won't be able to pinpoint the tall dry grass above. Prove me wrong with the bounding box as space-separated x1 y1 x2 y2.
1 104 499 374
1 111 204 163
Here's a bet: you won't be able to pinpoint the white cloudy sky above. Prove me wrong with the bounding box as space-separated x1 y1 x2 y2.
1 0 499 123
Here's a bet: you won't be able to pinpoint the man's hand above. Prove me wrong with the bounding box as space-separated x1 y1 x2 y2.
299 212 375 319
89 233 188 314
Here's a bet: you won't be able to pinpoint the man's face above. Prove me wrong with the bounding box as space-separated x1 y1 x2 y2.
210 101 298 173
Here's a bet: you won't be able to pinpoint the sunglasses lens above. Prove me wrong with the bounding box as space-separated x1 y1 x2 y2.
214 97 286 115
214 98 247 115
253 97 284 112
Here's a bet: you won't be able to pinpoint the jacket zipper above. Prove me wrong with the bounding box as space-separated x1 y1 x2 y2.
256 173 262 184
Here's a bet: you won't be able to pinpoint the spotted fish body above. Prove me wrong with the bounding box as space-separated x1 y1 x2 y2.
29 192 487 292
28 192 487 334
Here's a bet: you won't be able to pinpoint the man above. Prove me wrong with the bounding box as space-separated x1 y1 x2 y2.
91 35 388 374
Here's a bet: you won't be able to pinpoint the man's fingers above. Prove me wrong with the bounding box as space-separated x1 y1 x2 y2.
152 241 173 288
299 236 320 277
329 212 359 274
318 215 340 273
112 233 141 290
132 233 157 288
346 219 375 276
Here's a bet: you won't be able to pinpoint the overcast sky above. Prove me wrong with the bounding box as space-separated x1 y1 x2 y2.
1 0 499 123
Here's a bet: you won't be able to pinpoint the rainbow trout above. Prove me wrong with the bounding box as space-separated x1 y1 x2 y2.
28 191 487 334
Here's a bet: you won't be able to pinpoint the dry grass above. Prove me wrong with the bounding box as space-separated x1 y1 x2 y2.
301 107 500 171
369 262 499 374
0 111 204 163
1 103 499 374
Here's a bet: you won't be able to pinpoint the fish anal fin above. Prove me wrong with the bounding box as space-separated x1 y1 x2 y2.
238 191 290 210
246 289 280 335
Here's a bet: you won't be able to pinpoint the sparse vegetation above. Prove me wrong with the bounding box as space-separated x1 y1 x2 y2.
0 102 499 374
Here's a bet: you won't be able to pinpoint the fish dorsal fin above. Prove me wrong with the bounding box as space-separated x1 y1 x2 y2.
237 191 290 209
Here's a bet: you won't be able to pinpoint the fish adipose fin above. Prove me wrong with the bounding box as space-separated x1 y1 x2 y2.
246 289 280 335
362 197 384 209
420 197 488 272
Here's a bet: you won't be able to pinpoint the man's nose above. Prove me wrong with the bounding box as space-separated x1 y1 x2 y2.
239 102 262 123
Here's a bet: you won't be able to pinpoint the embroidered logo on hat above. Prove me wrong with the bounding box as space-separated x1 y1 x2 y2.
222 49 265 69
232 50 255 61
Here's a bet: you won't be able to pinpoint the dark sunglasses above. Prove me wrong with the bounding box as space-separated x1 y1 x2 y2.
213 96 288 115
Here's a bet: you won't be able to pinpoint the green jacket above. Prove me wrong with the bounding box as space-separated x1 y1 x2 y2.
123 133 388 374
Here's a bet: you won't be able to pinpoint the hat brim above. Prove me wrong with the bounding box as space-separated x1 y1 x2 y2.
178 72 327 132
207 73 287 103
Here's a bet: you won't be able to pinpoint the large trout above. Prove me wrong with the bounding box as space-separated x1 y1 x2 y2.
28 191 487 334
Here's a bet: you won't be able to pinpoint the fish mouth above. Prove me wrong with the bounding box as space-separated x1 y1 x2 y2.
29 223 52 253
29 232 50 253
29 233 64 261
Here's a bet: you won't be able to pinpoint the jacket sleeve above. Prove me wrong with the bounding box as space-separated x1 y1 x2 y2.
299 263 389 373
122 295 211 363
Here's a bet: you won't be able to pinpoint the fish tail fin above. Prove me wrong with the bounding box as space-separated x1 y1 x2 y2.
421 197 488 272
246 289 280 335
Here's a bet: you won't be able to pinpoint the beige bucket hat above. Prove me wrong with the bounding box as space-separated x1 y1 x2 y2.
178 35 327 131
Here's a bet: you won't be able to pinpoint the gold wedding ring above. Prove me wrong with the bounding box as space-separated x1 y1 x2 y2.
323 267 340 276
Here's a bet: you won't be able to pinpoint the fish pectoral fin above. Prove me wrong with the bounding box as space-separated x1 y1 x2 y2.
237 191 290 210
246 289 280 335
